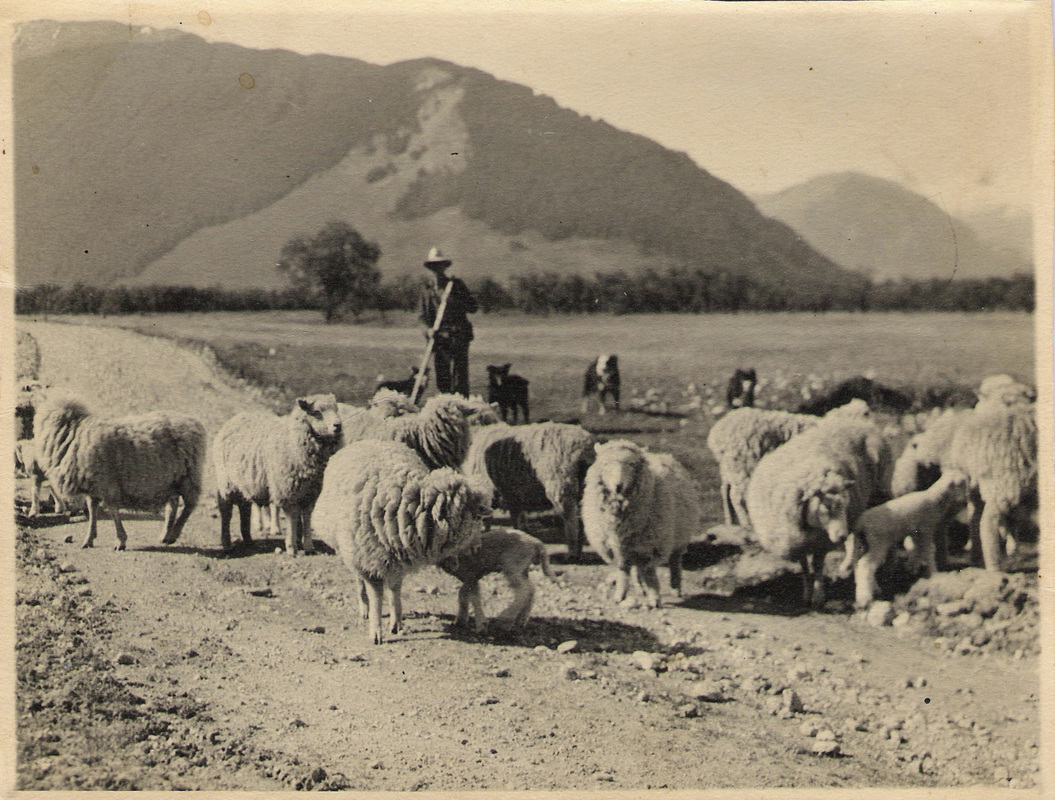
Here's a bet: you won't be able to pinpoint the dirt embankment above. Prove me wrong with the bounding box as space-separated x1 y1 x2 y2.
12 320 1042 792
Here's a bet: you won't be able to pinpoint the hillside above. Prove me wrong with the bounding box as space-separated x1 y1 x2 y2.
16 20 862 305
755 173 1032 281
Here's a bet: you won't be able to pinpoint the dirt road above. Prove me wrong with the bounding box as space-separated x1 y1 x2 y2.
14 320 1042 791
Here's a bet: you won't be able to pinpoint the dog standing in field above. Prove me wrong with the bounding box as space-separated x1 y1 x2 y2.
726 367 757 409
582 354 621 414
438 527 553 631
486 363 530 424
376 367 424 397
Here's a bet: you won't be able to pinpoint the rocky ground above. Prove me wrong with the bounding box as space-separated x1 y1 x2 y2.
11 319 1045 792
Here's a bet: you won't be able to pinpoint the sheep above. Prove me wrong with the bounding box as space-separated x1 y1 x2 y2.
745 419 892 608
462 421 596 560
890 408 969 497
706 399 872 527
839 470 969 608
581 440 702 608
35 396 206 550
213 393 342 556
340 392 471 470
313 439 491 644
437 526 553 632
946 402 1037 571
486 363 530 424
975 374 1035 410
15 439 69 517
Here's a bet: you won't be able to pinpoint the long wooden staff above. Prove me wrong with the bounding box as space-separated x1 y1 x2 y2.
411 280 454 404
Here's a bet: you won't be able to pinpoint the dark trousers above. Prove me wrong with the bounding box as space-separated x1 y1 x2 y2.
433 334 471 397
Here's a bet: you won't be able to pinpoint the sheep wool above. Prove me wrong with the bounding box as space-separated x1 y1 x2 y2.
463 421 596 559
581 440 702 608
314 439 491 644
340 393 471 470
213 393 342 555
35 396 206 550
745 418 891 608
890 408 969 497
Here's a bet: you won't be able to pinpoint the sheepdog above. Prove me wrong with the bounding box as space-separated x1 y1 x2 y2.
726 367 757 409
581 354 620 414
486 363 530 424
376 367 424 397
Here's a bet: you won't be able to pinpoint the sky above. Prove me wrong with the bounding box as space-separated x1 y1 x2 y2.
3 0 1048 219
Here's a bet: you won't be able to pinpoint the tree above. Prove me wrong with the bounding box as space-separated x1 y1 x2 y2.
277 221 381 323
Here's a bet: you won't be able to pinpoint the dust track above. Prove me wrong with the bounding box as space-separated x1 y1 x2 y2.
14 320 1041 792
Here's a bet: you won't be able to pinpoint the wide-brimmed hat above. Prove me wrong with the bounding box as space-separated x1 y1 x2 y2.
423 247 452 269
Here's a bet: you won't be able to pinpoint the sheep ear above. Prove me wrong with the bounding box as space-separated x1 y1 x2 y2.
297 398 312 412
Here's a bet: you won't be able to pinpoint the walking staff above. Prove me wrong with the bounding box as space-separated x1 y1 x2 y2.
416 247 478 400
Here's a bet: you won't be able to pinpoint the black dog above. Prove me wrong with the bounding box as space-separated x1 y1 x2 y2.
487 363 530 424
581 354 620 414
726 368 757 409
376 367 423 397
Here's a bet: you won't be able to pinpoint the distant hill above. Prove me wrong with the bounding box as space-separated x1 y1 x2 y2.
15 20 864 305
755 173 1031 281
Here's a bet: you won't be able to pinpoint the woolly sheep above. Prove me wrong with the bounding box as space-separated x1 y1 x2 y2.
15 439 70 517
890 408 969 497
340 392 472 470
946 403 1037 571
745 419 892 608
706 399 872 527
975 374 1035 410
437 526 553 632
213 394 342 556
839 470 969 608
581 440 702 608
314 439 491 644
463 421 596 560
35 396 206 550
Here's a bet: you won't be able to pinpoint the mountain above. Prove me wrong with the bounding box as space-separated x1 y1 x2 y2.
755 173 1032 282
16 20 863 306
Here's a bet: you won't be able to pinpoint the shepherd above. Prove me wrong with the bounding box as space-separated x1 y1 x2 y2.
419 247 478 398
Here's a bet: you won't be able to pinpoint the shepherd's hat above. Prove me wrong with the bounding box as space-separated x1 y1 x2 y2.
424 247 452 269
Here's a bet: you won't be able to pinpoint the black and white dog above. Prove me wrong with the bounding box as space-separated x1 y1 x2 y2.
582 354 620 414
376 367 423 397
487 363 530 424
726 368 757 409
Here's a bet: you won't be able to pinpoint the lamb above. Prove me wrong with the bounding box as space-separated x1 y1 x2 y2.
340 392 471 470
581 440 702 608
839 470 969 608
890 408 969 497
313 439 491 644
486 363 530 424
745 419 892 608
35 396 206 550
946 402 1037 571
706 399 872 527
213 393 342 556
437 527 553 632
462 421 596 560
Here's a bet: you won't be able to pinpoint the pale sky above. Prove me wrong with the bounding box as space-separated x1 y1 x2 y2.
4 0 1046 218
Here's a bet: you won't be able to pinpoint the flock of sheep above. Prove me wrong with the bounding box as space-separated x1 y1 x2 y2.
18 363 1038 644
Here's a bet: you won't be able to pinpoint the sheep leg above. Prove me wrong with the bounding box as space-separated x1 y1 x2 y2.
237 498 254 545
387 574 404 635
499 567 535 626
668 548 685 598
933 518 950 572
808 551 826 610
218 494 235 551
637 563 661 609
269 502 282 538
731 488 751 529
52 490 67 515
563 503 583 562
29 471 42 517
455 581 477 628
355 574 369 620
160 499 177 544
720 482 734 526
966 493 985 568
916 528 938 578
362 574 386 645
854 538 889 608
612 566 632 604
979 504 1005 572
82 496 101 548
284 505 300 557
109 506 129 551
300 504 316 555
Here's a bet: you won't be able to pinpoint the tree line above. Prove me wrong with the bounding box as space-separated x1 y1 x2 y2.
15 270 1034 317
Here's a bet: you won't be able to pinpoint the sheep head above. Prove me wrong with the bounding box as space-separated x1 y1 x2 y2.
805 473 853 544
592 440 650 514
295 393 342 443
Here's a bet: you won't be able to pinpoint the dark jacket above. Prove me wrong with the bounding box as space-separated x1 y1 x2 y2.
421 276 477 341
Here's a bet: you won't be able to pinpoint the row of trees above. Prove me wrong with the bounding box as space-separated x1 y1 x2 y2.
15 221 1035 317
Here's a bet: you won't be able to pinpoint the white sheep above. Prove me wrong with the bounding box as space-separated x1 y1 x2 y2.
462 421 596 560
946 402 1037 571
581 440 702 608
437 527 553 632
975 374 1035 410
314 439 491 644
890 408 969 497
340 392 472 470
35 396 206 550
706 399 872 527
15 439 69 517
745 419 891 608
839 470 969 608
213 393 342 556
